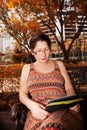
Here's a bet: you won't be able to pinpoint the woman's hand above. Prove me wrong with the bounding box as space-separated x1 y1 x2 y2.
69 104 80 113
29 101 50 120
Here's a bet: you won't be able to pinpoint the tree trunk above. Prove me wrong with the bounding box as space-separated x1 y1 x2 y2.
63 51 69 61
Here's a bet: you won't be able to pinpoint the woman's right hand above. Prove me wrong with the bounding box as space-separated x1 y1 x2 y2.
29 101 50 120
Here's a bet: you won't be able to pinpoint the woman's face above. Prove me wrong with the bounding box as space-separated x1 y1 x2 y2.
32 40 51 63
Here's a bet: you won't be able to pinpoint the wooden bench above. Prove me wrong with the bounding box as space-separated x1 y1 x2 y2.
10 66 87 130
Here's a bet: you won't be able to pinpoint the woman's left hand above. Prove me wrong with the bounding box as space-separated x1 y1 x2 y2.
69 104 80 113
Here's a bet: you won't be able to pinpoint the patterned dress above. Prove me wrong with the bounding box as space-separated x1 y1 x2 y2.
24 61 84 130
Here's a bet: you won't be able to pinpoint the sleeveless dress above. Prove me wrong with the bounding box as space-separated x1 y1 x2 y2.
24 61 84 130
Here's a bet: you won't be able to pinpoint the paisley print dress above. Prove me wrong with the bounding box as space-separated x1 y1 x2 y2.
24 61 84 130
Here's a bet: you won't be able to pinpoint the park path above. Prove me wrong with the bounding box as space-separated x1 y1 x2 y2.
0 111 15 130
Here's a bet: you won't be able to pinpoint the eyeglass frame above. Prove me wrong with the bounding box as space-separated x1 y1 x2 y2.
33 48 51 55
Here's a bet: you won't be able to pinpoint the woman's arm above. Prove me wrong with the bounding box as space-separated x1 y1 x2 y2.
57 61 75 95
19 64 32 109
57 61 80 112
19 64 50 120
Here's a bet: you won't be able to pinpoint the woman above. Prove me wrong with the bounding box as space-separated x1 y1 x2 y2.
19 33 84 130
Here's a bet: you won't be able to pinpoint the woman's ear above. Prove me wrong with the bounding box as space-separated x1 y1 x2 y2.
31 52 34 56
29 49 34 55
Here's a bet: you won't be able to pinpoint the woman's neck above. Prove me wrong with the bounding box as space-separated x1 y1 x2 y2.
34 60 55 73
35 60 50 66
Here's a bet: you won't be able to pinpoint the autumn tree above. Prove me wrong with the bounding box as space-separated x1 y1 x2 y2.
11 46 36 63
0 0 87 60
0 0 42 53
4 46 13 62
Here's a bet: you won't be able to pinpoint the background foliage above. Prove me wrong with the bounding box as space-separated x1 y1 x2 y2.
0 0 87 60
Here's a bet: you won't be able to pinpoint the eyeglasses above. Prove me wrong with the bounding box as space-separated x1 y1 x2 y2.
33 48 50 55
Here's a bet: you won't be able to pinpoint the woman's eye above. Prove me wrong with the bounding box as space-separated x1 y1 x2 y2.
37 50 41 52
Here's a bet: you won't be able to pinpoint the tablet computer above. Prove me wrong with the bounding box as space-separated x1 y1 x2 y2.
46 93 87 113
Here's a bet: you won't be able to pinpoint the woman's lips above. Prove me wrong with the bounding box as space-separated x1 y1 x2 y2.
41 58 47 60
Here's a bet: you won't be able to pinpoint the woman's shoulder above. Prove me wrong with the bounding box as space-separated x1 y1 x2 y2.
21 64 31 79
53 60 64 66
22 63 31 72
54 60 66 71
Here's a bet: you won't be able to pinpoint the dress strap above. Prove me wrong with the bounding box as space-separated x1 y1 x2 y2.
53 60 60 71
30 63 35 71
